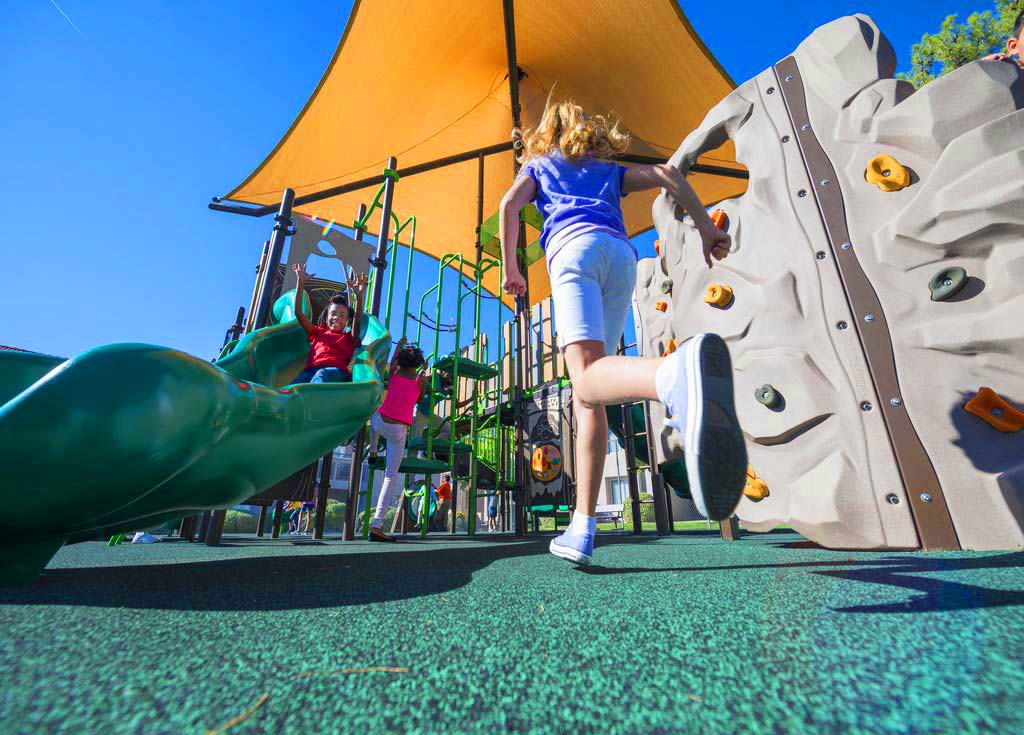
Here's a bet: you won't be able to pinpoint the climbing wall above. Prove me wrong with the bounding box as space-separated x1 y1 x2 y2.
638 14 1024 550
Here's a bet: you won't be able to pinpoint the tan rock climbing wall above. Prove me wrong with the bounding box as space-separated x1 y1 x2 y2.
639 14 1024 550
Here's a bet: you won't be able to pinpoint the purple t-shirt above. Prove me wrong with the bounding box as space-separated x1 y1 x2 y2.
518 153 629 256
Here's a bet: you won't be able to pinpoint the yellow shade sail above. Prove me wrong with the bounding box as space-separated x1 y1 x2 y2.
223 0 747 307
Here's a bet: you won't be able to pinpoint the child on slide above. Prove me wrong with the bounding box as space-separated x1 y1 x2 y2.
499 100 748 565
366 338 430 542
291 263 368 384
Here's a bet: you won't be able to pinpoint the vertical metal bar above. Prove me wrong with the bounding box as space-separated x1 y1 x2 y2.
252 189 296 329
256 505 268 538
271 501 283 539
246 241 270 333
344 204 370 542
644 401 672 536
369 157 398 317
313 452 333 540
618 341 643 535
224 306 245 347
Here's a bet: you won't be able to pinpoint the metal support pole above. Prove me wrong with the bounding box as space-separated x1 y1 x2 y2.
256 505 268 538
252 188 296 330
246 241 270 333
271 500 284 539
205 508 226 546
313 452 333 539
224 306 245 347
344 204 369 542
643 400 672 536
368 157 398 317
618 337 644 535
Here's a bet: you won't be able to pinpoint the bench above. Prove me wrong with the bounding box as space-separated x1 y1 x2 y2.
595 503 624 529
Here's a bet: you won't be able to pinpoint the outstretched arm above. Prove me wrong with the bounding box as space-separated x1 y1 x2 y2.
498 174 536 297
348 272 368 339
623 164 731 267
292 263 315 336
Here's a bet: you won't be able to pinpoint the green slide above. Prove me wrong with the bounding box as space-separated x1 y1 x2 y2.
0 291 389 584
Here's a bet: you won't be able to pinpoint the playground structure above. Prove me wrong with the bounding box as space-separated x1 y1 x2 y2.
3 5 1022 585
639 14 1024 551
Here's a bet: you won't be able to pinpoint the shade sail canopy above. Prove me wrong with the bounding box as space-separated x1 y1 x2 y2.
223 0 747 306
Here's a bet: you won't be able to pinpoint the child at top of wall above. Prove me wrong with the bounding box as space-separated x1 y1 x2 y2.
291 263 368 384
982 9 1024 68
499 99 747 566
366 338 430 542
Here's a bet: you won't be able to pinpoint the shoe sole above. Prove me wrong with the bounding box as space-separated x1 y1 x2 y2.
682 334 748 521
549 538 593 566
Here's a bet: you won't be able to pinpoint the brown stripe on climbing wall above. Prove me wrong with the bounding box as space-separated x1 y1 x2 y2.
773 56 960 551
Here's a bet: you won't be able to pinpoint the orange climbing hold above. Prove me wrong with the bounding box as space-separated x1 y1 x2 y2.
662 338 677 356
654 240 660 255
655 301 668 312
865 154 911 192
743 466 769 501
964 388 1024 433
704 284 734 308
710 209 729 231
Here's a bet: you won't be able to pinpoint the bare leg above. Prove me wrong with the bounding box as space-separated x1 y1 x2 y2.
562 341 664 517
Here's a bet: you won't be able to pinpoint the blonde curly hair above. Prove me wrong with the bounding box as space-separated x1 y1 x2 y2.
518 99 629 163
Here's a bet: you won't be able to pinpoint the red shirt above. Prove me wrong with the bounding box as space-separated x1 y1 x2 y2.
436 481 451 503
306 326 360 370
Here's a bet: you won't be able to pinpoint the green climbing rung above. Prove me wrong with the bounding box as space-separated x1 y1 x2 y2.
433 354 499 380
367 456 449 474
407 438 472 455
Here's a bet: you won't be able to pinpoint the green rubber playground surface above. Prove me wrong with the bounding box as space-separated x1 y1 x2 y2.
2 530 1023 735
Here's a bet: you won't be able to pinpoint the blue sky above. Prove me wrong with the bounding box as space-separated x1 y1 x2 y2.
1 0 993 360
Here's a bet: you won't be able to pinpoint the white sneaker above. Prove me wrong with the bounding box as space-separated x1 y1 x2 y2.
663 334 747 520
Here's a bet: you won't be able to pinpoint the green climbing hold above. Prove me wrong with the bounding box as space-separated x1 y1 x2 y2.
755 384 781 409
929 267 968 302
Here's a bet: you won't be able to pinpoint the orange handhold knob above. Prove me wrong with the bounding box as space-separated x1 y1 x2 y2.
710 209 729 231
704 284 734 308
743 466 769 501
865 154 911 192
964 388 1024 433
744 478 770 501
655 301 668 312
662 338 677 356
654 240 661 255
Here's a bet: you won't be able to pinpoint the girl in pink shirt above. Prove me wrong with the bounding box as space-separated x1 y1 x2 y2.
367 338 429 542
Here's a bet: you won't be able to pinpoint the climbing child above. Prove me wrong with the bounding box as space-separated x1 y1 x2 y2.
367 338 430 542
499 99 747 565
291 263 368 384
981 9 1024 68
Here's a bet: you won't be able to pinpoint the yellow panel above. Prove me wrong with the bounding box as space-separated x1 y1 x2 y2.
223 0 747 306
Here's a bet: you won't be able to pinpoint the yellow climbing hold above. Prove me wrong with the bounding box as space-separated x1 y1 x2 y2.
865 154 911 192
710 209 729 231
655 301 668 312
704 284 734 308
654 240 660 255
964 387 1024 433
662 339 677 356
743 466 769 501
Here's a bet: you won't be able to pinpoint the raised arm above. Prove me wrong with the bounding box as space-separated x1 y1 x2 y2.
623 164 731 267
348 272 368 339
498 174 537 296
291 263 315 336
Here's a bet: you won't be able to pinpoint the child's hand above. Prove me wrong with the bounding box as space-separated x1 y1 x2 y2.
397 336 408 347
502 268 527 297
982 52 1008 61
293 262 314 284
349 272 369 296
697 224 731 268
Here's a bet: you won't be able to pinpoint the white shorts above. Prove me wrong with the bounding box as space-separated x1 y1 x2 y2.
547 229 637 356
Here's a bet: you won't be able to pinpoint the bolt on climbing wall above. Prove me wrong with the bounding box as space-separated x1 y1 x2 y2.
637 14 1024 551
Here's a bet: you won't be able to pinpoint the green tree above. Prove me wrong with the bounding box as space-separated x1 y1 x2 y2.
900 0 1023 88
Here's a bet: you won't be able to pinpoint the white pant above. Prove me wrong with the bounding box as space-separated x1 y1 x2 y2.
369 412 409 528
547 229 637 356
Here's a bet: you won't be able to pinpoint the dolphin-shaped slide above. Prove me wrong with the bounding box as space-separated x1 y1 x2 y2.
0 292 389 583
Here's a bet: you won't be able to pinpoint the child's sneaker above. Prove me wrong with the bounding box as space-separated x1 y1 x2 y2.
549 529 594 566
662 333 747 520
131 532 157 544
